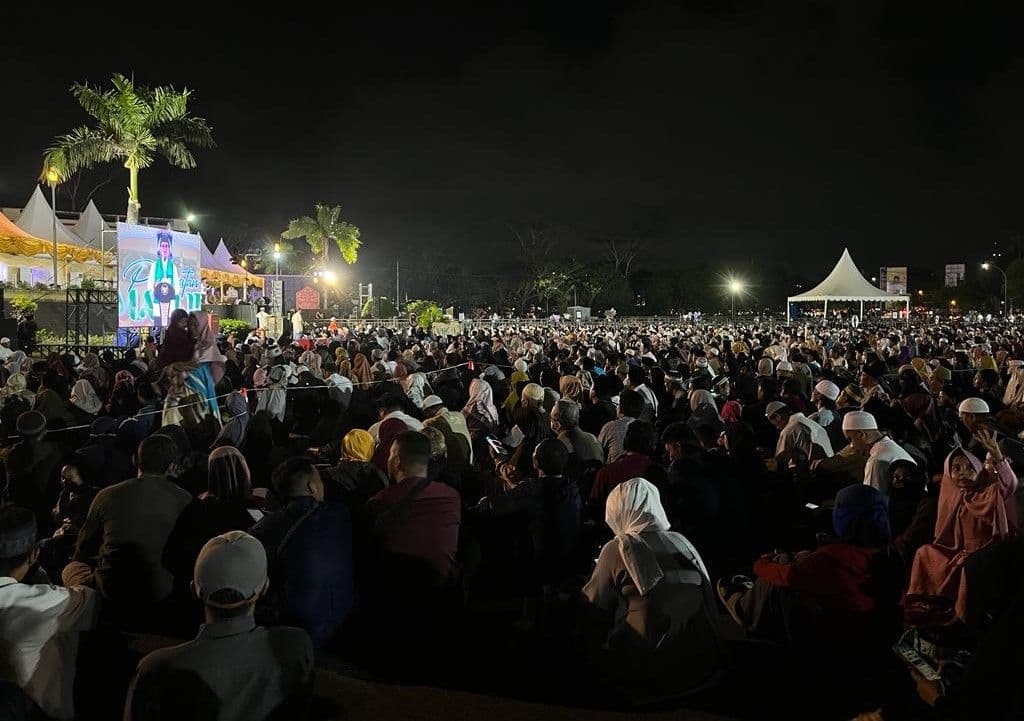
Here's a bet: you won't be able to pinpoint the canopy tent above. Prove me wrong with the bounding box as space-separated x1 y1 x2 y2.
787 248 909 322
14 186 91 249
199 237 264 292
72 200 116 252
0 198 103 285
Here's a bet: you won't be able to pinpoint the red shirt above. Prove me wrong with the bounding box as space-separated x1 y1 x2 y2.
367 477 461 584
753 544 882 614
592 454 655 502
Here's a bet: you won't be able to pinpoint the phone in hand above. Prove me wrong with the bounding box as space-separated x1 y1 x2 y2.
486 436 507 456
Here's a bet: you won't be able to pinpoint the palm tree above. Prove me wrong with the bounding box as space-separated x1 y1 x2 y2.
40 73 215 223
281 204 361 266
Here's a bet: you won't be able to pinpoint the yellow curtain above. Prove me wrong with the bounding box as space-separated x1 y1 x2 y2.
200 267 264 289
0 233 104 263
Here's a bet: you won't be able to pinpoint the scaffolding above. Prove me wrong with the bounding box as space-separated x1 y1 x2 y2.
65 288 119 346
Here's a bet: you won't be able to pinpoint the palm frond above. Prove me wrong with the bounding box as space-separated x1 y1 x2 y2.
40 127 118 181
334 222 361 265
154 139 197 169
157 116 216 149
70 82 114 124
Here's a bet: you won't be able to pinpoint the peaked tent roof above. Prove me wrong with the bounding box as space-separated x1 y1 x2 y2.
15 186 89 248
200 235 219 268
788 248 908 302
71 200 114 251
213 239 238 272
0 211 46 244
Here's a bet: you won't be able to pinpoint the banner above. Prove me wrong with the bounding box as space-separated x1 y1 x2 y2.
117 223 203 328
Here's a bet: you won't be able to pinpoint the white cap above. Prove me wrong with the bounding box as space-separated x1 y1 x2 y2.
0 337 8 345
776 361 794 373
765 401 788 418
814 380 841 402
842 411 878 431
1009 359 1024 368
958 398 990 414
421 395 444 410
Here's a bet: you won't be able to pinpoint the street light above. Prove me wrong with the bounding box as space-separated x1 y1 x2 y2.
273 242 282 278
981 261 1009 315
728 279 744 322
45 167 60 287
100 229 117 283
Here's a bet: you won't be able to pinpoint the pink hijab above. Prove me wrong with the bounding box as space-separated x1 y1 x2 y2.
934 448 1017 552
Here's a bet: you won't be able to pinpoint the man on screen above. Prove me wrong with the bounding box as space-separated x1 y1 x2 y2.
147 231 182 328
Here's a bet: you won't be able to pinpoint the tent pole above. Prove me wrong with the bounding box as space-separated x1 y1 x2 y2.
823 299 828 324
859 300 864 321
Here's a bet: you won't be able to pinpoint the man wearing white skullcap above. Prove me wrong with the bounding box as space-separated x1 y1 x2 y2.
808 379 845 449
841 411 915 496
765 401 834 469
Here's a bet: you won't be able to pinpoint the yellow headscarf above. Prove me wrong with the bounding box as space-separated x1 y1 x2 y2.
504 370 530 414
342 429 375 462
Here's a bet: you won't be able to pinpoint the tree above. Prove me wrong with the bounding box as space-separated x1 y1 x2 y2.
41 73 215 223
360 296 396 318
603 236 645 279
406 300 444 329
282 204 361 267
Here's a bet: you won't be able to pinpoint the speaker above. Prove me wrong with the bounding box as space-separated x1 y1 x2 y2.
0 318 18 350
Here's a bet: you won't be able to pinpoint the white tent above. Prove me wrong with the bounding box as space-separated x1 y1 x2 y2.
787 248 909 322
72 199 116 252
15 185 89 248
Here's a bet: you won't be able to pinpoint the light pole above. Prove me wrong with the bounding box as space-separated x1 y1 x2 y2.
981 262 1009 315
100 229 117 283
45 167 59 287
729 279 744 322
274 243 281 279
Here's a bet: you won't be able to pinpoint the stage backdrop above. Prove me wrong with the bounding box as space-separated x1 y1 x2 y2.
117 223 203 329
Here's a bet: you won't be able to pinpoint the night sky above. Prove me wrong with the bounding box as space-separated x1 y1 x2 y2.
3 3 1023 291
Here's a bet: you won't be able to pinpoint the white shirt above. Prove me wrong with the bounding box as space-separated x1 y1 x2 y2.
256 310 272 329
0 346 12 362
632 383 659 415
864 436 915 496
775 413 834 461
368 410 424 442
0 579 99 720
291 311 304 335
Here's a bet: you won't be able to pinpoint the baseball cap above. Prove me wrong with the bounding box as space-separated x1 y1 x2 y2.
194 531 268 607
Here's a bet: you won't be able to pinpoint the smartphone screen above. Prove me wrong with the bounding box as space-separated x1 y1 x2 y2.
805 503 819 510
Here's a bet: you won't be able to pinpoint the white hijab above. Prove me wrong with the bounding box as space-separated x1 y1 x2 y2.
463 378 499 427
605 478 709 596
70 379 102 415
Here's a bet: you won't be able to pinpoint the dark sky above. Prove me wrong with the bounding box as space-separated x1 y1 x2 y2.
3 2 1023 287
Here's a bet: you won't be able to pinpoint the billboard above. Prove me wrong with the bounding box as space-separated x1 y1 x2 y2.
117 223 203 329
945 263 965 288
884 266 908 295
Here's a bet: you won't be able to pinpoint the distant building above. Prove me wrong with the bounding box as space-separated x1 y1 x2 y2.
945 263 966 288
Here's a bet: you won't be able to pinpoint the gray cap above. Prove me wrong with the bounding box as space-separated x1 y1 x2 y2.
194 531 268 607
421 395 444 410
764 401 788 418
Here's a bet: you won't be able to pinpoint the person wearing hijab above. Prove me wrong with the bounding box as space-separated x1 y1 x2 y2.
686 389 722 434
164 447 261 590
350 352 373 386
370 418 408 473
906 432 1018 626
0 371 35 410
70 379 102 417
255 365 288 423
105 370 139 418
188 310 226 421
718 483 898 647
157 309 195 370
463 377 500 438
212 391 251 449
503 365 531 420
582 478 724 703
323 429 389 505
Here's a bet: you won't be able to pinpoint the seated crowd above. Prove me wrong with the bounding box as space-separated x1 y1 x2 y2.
0 316 1022 719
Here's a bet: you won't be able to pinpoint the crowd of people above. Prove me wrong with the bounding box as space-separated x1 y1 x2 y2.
0 311 1022 719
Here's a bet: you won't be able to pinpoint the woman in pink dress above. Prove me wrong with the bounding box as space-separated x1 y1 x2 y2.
906 429 1018 625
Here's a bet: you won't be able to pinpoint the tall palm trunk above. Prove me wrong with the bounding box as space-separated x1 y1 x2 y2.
126 165 141 223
